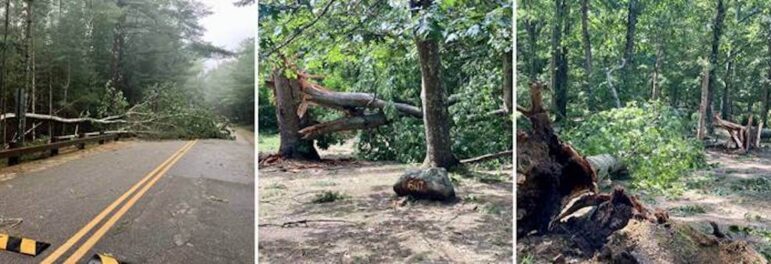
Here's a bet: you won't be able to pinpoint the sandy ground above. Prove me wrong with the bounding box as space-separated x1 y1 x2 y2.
258 145 513 263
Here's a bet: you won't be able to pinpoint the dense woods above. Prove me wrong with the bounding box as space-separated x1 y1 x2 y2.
517 1 771 262
0 0 251 148
259 0 512 166
518 0 771 191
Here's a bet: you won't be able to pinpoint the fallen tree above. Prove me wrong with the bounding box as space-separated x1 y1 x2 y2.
713 114 766 152
516 82 766 263
265 59 512 164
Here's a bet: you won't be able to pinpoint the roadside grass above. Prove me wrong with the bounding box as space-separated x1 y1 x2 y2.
258 132 280 153
670 205 707 217
311 191 349 203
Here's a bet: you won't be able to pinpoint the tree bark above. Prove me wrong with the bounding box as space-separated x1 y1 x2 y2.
412 0 458 169
697 67 709 140
15 0 33 147
707 0 726 134
551 0 568 121
763 28 771 127
621 0 638 91
721 48 734 120
298 113 387 140
0 0 10 144
415 38 458 168
580 0 593 110
270 68 320 160
503 51 513 113
651 44 662 100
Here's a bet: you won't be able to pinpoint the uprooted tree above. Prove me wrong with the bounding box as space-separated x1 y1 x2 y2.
517 82 766 263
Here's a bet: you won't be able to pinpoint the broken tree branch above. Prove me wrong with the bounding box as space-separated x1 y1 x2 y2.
298 113 388 139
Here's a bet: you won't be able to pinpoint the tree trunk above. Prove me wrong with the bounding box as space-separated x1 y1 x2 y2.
30 8 35 140
580 0 593 110
112 0 127 102
415 38 458 168
651 44 662 100
721 48 734 120
621 0 638 91
15 0 33 147
270 68 319 160
412 0 458 169
707 0 726 134
551 0 568 122
0 0 10 145
503 51 513 113
697 67 709 140
763 29 771 127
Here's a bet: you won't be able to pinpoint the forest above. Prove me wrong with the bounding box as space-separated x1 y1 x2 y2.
0 0 254 150
517 0 771 263
258 0 513 262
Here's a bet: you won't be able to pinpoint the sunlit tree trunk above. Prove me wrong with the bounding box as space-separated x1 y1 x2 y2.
580 0 593 110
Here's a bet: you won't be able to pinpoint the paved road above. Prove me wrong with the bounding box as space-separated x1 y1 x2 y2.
0 137 254 263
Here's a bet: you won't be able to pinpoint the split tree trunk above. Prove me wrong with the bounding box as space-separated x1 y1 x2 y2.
270 68 319 160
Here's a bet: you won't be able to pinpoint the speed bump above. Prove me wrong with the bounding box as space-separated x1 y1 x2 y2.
88 253 127 264
0 233 50 256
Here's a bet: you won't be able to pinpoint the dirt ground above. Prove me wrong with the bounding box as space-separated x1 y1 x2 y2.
258 144 513 263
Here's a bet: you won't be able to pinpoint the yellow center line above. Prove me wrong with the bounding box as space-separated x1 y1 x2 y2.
41 141 195 264
63 140 198 264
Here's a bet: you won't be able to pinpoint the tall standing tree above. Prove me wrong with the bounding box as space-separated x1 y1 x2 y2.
706 0 726 133
551 0 569 122
412 0 459 168
580 0 593 110
621 0 639 93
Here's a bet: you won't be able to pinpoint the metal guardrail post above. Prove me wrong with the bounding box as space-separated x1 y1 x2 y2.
8 142 19 165
50 137 59 156
77 134 86 149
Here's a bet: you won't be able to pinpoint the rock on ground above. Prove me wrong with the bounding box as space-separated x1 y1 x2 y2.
393 168 455 201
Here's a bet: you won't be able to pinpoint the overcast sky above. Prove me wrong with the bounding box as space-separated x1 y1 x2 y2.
199 0 255 70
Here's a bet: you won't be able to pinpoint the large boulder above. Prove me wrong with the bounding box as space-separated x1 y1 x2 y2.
393 168 455 201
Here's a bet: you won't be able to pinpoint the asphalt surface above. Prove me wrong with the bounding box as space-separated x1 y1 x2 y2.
0 137 254 263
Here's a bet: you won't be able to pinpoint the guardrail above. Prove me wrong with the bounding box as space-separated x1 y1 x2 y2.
0 133 120 165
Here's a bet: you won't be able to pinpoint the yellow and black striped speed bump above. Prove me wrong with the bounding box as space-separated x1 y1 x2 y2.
88 253 128 264
0 233 50 256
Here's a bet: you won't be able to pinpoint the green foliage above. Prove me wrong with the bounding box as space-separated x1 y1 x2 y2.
563 101 707 194
260 0 512 163
670 205 707 217
258 132 280 153
132 83 228 139
311 191 349 204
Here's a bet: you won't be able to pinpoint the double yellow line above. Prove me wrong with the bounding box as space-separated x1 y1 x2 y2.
41 140 197 264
